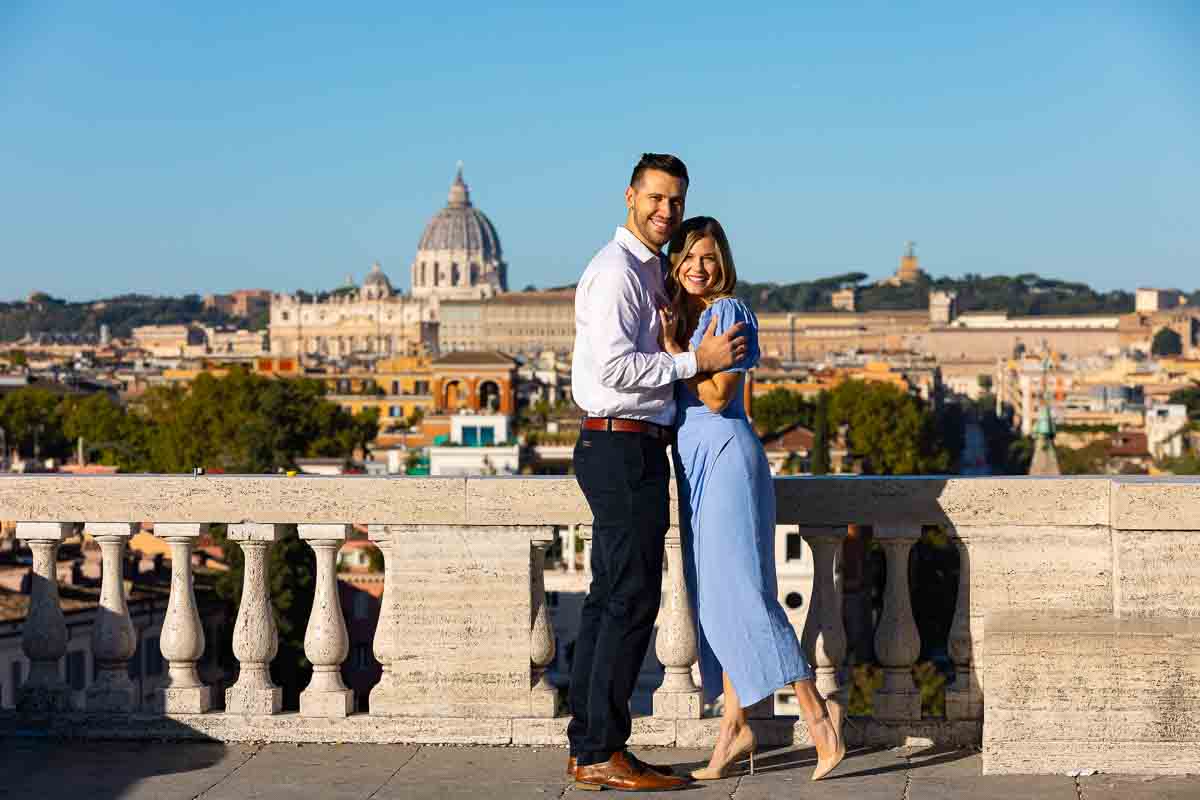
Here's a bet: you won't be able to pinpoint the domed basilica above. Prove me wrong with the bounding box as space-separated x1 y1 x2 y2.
411 166 507 300
268 167 510 360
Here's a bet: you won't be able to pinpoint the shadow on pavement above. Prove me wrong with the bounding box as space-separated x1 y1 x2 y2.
0 735 234 800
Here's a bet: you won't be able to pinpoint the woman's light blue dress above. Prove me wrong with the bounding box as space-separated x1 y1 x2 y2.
673 298 813 708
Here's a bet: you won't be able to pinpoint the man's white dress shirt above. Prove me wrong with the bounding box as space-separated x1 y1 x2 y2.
571 227 698 427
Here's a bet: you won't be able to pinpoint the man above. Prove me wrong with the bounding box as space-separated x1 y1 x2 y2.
568 153 747 792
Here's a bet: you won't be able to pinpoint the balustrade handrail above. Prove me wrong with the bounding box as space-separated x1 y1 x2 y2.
4 473 1197 527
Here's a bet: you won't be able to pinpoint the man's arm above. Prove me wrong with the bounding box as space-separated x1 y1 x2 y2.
587 267 696 391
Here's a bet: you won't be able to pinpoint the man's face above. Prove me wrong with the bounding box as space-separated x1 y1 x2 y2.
625 169 686 249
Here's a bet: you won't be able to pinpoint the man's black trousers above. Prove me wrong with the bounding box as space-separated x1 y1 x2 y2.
567 429 670 767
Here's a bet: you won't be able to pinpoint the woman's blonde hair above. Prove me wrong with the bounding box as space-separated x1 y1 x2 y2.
666 216 738 305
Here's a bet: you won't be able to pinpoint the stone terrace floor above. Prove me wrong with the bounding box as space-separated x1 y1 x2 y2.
3 740 1199 799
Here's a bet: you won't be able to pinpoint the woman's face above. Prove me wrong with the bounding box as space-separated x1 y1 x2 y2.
676 235 720 299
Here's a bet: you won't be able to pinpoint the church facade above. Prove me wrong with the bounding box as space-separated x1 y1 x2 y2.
269 167 508 359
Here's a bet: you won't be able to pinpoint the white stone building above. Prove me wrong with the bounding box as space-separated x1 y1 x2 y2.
1146 403 1188 460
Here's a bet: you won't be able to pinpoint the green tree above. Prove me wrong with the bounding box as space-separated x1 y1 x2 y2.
827 380 950 474
1161 453 1200 475
1055 441 1110 475
811 391 831 475
751 388 815 435
0 387 70 460
61 392 148 467
138 368 373 473
1152 327 1183 357
1168 384 1200 420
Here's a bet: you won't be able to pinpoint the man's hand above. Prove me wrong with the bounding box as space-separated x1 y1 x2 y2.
694 316 746 373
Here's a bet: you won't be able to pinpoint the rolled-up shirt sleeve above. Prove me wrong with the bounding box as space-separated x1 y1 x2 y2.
586 267 696 391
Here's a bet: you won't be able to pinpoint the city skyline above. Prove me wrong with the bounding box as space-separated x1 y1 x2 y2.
2 2 1197 301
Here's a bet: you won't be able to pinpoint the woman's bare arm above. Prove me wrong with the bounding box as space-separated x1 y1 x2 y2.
685 371 743 413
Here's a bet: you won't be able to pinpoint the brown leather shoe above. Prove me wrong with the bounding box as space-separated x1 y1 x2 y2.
574 752 688 792
568 754 675 778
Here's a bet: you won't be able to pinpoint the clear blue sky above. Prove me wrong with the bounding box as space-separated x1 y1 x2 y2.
2 1 1197 301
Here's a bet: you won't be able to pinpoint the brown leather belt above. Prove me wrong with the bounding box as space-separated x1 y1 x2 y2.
581 416 673 442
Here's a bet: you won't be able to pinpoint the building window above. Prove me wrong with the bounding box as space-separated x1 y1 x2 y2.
391 381 400 395
281 311 290 321
462 426 479 446
480 427 495 445
66 650 87 690
389 406 401 418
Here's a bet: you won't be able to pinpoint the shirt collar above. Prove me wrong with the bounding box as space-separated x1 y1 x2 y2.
614 226 662 267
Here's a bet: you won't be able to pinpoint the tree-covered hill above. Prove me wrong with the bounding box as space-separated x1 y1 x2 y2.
0 293 256 342
736 272 1170 316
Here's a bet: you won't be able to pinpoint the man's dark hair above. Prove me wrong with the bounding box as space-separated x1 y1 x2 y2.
629 153 689 188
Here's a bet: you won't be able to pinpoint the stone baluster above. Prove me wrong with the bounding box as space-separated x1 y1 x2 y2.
872 524 922 721
800 526 848 702
368 524 403 715
529 533 558 717
155 523 213 713
653 526 702 719
16 522 73 711
87 522 139 711
298 524 353 717
225 523 284 715
945 532 982 720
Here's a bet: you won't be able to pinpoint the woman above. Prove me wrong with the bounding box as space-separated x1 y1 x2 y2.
658 216 845 782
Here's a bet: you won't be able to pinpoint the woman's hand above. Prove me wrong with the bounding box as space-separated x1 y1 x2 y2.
657 307 684 355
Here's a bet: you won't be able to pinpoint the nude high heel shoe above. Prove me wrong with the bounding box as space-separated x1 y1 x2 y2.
811 698 846 782
690 725 757 780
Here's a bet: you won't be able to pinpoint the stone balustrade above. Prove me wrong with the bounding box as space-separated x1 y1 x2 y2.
1 474 1197 774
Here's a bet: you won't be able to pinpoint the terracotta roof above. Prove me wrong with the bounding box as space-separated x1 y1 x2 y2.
760 424 815 453
1107 431 1150 457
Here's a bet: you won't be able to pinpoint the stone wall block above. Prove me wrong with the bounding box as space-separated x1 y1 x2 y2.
982 613 1200 775
366 524 535 718
1113 530 1200 618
